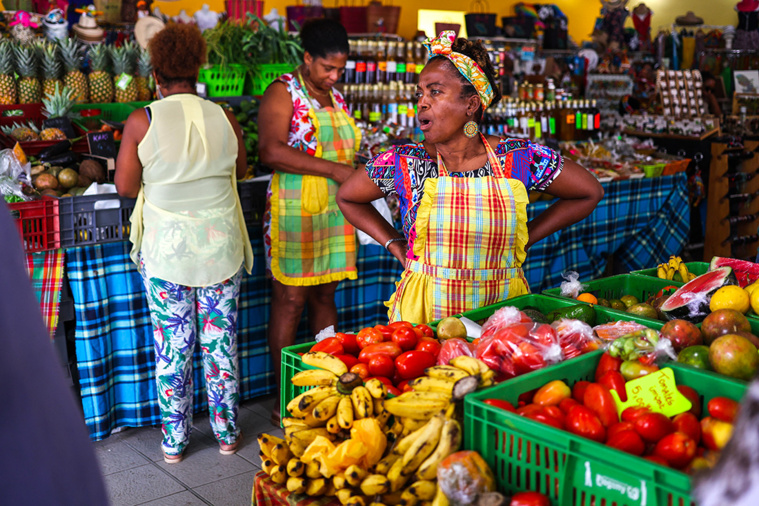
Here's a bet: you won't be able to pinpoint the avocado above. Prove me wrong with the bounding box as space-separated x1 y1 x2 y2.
547 304 597 325
522 308 548 324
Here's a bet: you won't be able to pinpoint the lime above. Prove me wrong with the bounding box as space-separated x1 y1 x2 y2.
610 299 626 310
677 345 712 370
709 285 750 314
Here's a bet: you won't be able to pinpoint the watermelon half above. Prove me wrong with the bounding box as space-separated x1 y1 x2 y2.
710 256 759 288
660 267 737 323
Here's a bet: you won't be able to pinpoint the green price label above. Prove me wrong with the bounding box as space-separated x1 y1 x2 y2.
116 73 133 91
609 368 692 418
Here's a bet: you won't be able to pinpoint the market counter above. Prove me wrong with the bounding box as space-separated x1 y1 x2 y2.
67 173 688 440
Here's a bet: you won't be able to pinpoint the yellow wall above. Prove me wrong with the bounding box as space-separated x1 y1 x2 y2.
154 0 739 44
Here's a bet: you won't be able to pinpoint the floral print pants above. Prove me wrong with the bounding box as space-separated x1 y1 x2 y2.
140 259 243 456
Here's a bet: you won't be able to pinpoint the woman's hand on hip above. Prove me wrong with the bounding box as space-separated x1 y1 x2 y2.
331 164 355 185
387 241 408 268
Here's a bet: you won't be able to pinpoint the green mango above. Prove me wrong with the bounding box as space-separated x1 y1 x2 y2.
547 304 596 326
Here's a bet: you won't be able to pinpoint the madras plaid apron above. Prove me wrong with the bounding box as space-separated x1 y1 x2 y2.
388 134 530 323
269 86 361 286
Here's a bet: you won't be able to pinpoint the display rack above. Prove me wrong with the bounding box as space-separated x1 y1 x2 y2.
704 139 759 261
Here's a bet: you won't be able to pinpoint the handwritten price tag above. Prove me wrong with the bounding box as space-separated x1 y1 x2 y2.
608 368 692 418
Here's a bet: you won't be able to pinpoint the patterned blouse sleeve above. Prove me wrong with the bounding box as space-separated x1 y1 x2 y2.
524 141 565 192
365 148 397 196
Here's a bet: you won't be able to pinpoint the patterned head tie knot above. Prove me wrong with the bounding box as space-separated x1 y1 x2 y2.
423 31 495 109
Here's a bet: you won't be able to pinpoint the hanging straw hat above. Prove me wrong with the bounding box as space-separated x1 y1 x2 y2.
73 14 104 42
675 11 703 26
134 16 165 49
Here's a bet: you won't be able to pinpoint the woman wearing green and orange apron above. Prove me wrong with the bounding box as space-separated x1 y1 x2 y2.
258 19 360 419
337 32 604 324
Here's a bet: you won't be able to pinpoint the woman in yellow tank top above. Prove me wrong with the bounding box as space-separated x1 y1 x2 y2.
115 25 253 464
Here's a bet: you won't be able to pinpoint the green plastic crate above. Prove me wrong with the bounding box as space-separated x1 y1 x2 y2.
280 342 316 424
430 294 665 332
631 262 710 283
464 350 748 506
246 63 295 96
72 103 138 131
198 64 246 97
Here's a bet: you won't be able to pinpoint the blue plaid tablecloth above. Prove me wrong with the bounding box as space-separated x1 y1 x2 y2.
67 173 687 440
67 234 401 441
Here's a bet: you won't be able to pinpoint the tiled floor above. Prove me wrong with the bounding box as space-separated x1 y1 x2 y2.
93 394 282 506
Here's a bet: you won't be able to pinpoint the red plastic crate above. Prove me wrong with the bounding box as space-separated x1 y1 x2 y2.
7 196 60 252
0 103 89 155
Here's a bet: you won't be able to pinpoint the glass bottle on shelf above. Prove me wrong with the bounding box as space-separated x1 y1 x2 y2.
365 41 377 85
344 40 357 84
375 41 387 84
355 40 367 84
395 42 406 85
386 41 397 82
414 42 425 82
405 42 416 84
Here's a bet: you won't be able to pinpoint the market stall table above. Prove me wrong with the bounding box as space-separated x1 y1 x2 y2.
67 173 688 440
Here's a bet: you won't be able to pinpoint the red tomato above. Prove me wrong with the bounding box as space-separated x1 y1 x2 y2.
700 416 733 451
654 432 697 469
621 406 650 423
644 455 669 467
368 354 395 377
566 405 606 443
677 385 701 417
572 381 591 403
334 354 359 370
358 342 403 363
598 371 627 402
558 398 580 414
391 327 419 351
606 421 635 440
510 491 551 506
525 409 564 430
595 353 623 381
512 341 546 375
415 324 435 338
633 412 675 443
672 412 701 444
483 399 516 412
350 363 369 380
516 404 544 417
356 327 383 349
395 350 436 380
415 337 442 356
336 333 360 355
396 380 412 393
583 383 619 427
374 325 394 340
366 376 393 388
534 380 571 407
543 406 566 425
708 397 740 423
606 430 645 456
518 389 537 406
310 337 344 355
388 321 414 330
387 385 401 396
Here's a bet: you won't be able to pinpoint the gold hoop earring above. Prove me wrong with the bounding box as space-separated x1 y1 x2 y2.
463 121 478 138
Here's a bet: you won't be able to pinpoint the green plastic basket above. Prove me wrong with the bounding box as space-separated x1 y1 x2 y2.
198 64 246 97
280 342 316 424
71 103 138 131
464 350 748 506
246 63 295 96
630 262 710 283
430 294 665 332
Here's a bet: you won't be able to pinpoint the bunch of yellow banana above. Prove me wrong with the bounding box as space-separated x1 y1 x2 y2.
656 256 696 282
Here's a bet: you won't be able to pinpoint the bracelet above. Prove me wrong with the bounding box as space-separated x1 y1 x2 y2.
384 237 407 250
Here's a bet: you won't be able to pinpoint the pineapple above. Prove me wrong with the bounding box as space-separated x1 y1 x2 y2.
88 43 113 104
42 83 76 119
60 38 89 104
111 42 138 103
40 42 62 101
135 47 153 102
15 43 41 104
0 41 17 105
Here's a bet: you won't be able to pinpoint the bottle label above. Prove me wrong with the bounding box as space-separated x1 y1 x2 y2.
407 63 416 74
356 62 367 72
369 111 381 122
367 62 376 73
397 63 406 74
587 114 594 131
409 105 416 118
567 114 575 125
416 65 423 74
354 110 361 119
541 117 548 132
549 117 556 134
595 115 601 129
527 118 535 128
399 104 408 114
387 61 397 73
534 122 541 139
582 114 588 130
378 62 387 71
575 113 582 129
345 60 356 70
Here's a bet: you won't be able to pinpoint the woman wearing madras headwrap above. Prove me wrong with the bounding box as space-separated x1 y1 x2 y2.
337 32 604 323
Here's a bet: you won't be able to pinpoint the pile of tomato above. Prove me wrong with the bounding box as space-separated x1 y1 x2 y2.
308 321 442 394
484 353 738 473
